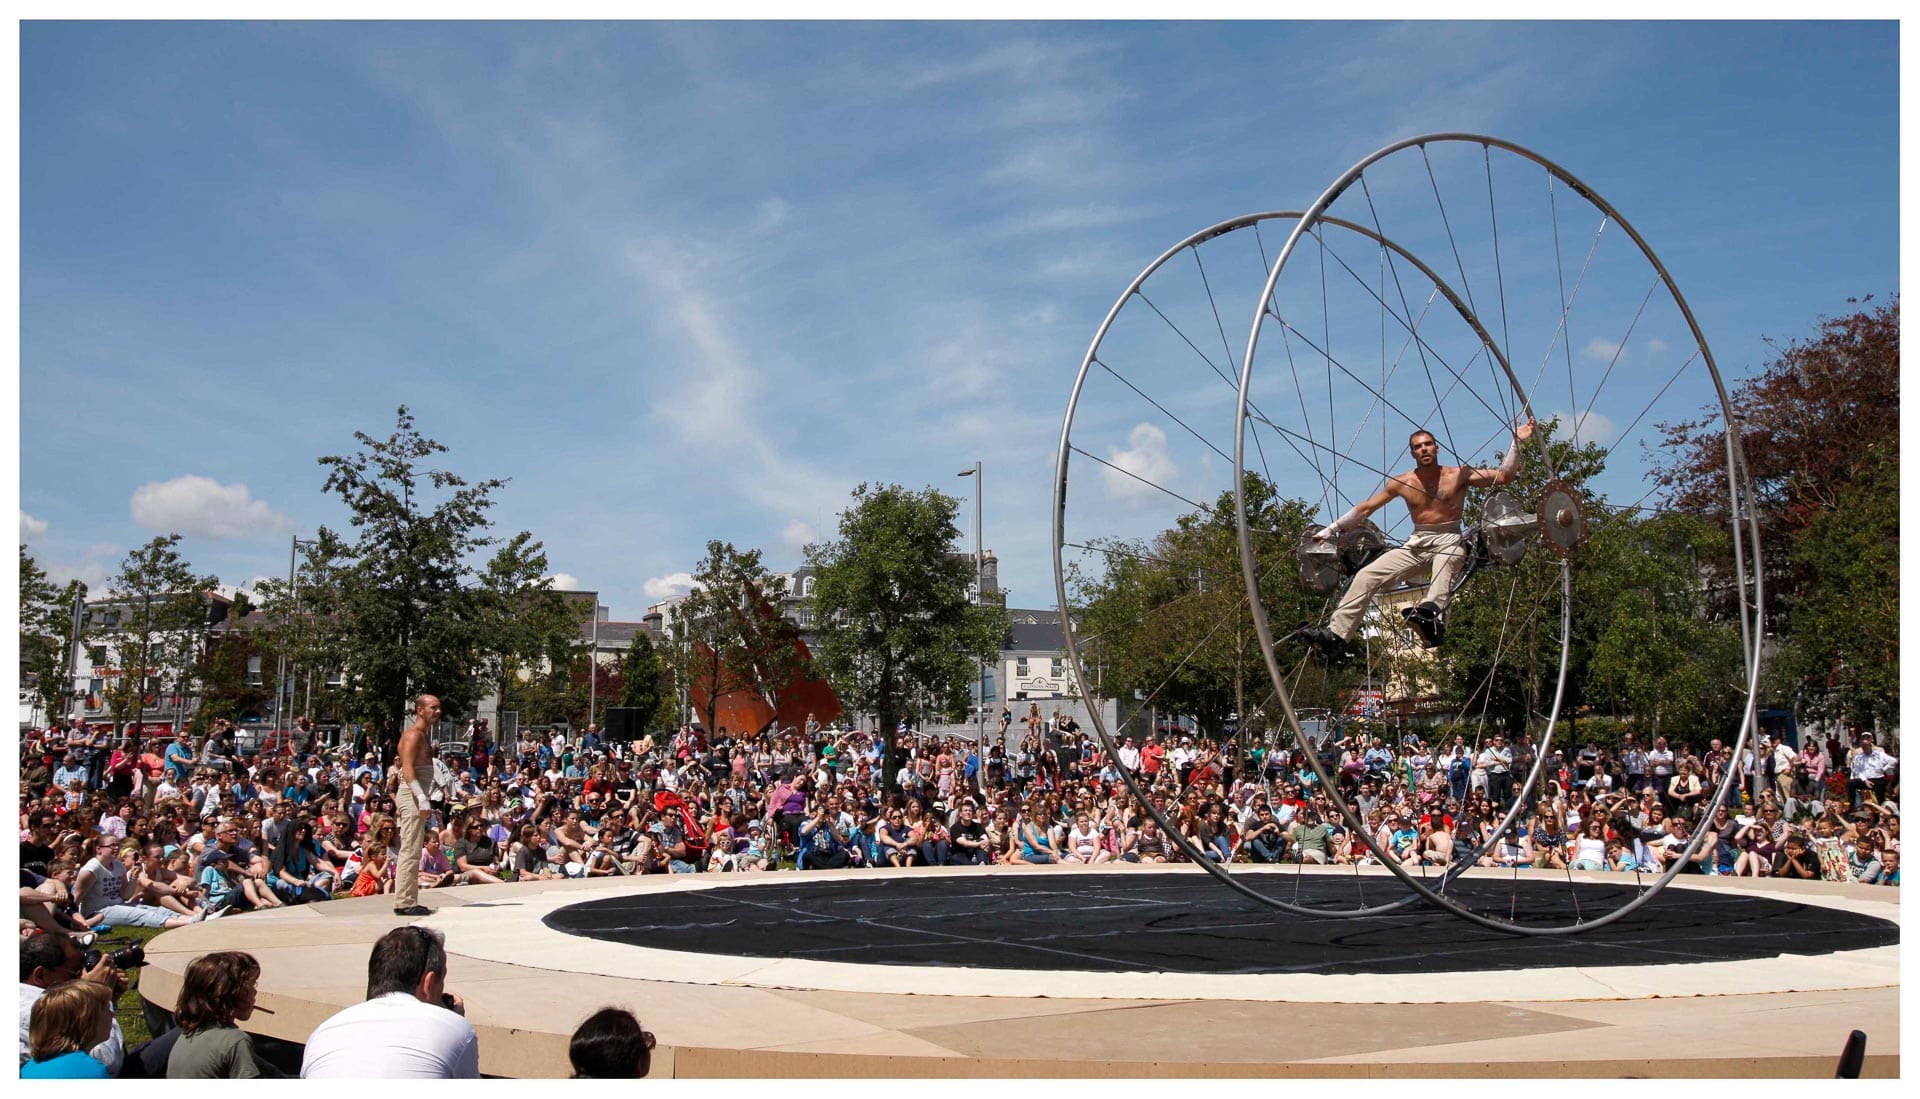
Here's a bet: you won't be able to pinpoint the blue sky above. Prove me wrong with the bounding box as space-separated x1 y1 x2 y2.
15 20 1900 619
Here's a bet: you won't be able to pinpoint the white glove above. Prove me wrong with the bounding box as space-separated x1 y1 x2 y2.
1316 505 1366 541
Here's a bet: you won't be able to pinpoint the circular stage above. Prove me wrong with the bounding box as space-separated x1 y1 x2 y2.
542 873 1896 978
140 864 1900 1077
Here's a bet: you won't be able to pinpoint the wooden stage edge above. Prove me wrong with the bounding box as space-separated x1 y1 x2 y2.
138 866 1899 1079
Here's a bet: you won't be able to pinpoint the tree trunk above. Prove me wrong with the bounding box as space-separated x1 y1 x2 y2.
878 661 898 797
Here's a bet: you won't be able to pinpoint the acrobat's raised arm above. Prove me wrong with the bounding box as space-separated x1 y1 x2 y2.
1466 419 1536 487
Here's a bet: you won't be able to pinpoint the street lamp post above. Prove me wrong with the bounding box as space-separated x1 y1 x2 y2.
957 461 987 773
272 535 317 737
587 598 601 735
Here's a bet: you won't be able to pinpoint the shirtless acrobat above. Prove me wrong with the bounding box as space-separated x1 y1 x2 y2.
1298 419 1534 658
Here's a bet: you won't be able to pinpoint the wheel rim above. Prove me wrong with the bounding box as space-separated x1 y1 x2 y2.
1233 134 1766 934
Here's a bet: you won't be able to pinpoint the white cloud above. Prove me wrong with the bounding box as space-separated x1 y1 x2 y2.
547 572 581 591
781 520 818 553
1103 423 1177 500
752 197 789 233
1549 409 1618 446
45 555 111 594
20 511 48 543
1580 337 1623 362
643 572 697 601
129 475 290 539
1646 338 1669 354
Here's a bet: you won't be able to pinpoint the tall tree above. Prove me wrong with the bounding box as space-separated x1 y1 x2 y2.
1657 296 1898 722
1773 446 1898 728
805 485 1008 793
195 632 275 731
253 529 356 726
100 535 217 733
1577 511 1745 741
19 548 80 721
317 406 505 728
673 540 808 737
618 631 671 730
472 532 581 724
1067 473 1316 743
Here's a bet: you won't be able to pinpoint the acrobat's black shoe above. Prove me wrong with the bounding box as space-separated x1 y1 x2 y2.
1402 602 1444 649
1295 626 1354 667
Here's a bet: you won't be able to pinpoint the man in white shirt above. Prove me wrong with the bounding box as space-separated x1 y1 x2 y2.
1168 737 1196 778
301 925 479 1079
1849 733 1898 808
1116 737 1142 774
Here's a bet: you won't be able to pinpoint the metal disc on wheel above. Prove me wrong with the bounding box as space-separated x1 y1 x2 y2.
1296 527 1344 594
1476 490 1533 566
1337 521 1388 574
1537 482 1589 559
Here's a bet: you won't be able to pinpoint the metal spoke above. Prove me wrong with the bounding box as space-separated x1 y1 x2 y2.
1066 444 1214 515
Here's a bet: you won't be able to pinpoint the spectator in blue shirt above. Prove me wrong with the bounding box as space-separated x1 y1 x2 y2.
164 733 197 784
50 754 89 797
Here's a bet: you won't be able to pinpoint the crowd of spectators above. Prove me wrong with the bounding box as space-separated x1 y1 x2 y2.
19 705 1899 942
14 705 1899 1079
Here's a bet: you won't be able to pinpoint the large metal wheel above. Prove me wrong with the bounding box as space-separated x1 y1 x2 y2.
1233 134 1766 933
1054 210 1522 917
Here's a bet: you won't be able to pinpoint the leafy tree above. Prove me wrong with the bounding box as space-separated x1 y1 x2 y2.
195 632 275 731
673 540 807 738
1577 512 1745 741
253 529 356 726
1430 422 1748 743
317 406 508 727
1659 296 1897 547
1068 473 1318 744
805 485 1008 793
19 548 81 721
1772 446 1897 728
473 531 581 723
619 631 671 729
1656 296 1898 723
100 535 217 733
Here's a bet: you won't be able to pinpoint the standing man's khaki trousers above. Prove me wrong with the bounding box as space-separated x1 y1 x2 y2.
394 781 426 909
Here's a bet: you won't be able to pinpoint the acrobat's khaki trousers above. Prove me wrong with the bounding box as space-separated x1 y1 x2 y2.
1328 526 1468 640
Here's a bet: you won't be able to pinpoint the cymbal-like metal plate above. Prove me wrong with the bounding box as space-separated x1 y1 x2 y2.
1537 481 1588 559
1338 521 1388 573
1476 490 1533 566
1297 526 1344 594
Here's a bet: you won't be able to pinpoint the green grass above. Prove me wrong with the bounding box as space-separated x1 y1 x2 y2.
97 926 166 1045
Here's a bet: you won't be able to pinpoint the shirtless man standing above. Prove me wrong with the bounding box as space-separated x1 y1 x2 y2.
392 693 440 917
1300 419 1534 657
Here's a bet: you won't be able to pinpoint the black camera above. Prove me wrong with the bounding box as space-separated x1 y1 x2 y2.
83 943 146 971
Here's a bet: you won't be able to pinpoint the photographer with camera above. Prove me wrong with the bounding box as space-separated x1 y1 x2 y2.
18 930 128 1073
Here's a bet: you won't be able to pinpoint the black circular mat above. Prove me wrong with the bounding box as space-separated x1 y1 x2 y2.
540 872 1897 976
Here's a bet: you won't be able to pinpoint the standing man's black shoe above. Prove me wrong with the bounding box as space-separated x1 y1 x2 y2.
393 905 433 917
